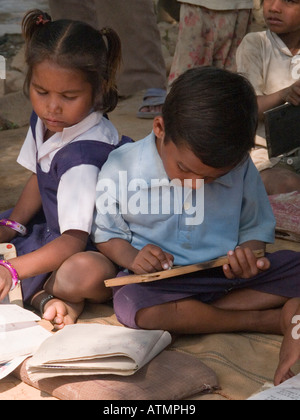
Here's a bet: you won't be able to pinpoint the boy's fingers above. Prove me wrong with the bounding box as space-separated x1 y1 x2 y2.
223 264 235 279
148 245 173 270
227 250 244 277
257 257 270 271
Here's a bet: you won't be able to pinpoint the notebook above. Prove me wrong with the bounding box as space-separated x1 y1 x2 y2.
264 103 300 158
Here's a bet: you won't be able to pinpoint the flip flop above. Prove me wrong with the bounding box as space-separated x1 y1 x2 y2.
137 88 167 119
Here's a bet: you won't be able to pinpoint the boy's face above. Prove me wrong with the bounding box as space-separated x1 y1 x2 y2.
153 117 232 189
263 0 300 35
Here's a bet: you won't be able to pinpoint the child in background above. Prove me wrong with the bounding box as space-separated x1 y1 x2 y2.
169 0 253 85
89 67 299 385
0 9 123 319
236 0 300 195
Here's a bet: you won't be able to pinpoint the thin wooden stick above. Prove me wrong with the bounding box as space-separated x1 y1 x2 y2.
105 249 265 288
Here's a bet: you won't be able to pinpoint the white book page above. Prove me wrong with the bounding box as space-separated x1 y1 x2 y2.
0 305 51 364
0 356 28 380
0 304 40 324
248 374 300 400
0 324 52 363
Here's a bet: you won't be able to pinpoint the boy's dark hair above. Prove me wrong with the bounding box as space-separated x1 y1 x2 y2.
162 67 258 169
22 9 122 113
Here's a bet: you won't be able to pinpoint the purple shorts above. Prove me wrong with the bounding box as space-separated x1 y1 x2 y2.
113 250 300 329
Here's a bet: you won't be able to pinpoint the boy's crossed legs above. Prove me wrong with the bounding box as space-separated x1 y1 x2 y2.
135 291 300 386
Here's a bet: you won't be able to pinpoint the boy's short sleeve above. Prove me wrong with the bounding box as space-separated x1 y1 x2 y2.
238 159 276 245
236 32 265 96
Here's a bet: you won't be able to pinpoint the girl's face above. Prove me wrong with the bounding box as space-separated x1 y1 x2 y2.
153 117 232 189
263 0 300 34
29 59 93 135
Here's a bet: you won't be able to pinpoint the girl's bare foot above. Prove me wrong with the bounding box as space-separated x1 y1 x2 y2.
43 298 84 330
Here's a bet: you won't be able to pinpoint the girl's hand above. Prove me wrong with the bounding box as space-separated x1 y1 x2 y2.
0 226 17 244
0 266 12 301
130 244 174 275
223 247 270 280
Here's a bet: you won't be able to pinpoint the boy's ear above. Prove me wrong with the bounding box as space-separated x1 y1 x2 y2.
153 116 166 141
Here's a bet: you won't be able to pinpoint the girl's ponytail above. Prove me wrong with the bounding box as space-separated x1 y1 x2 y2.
99 28 122 113
22 9 52 42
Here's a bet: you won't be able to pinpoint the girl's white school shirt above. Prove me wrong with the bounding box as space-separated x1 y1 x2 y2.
17 111 120 235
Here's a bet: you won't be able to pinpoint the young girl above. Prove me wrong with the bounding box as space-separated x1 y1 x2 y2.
87 67 299 385
0 9 124 316
236 0 300 195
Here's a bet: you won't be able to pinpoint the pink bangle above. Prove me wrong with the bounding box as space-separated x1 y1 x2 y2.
0 219 27 236
0 260 20 291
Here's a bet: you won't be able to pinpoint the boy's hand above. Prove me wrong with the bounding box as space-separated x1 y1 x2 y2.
131 244 174 275
223 247 270 280
0 266 12 301
285 80 300 106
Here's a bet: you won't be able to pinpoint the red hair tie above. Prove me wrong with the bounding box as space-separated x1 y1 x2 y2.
36 14 50 25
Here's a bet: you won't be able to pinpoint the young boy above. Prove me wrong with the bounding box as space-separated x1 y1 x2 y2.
44 67 300 385
236 0 300 194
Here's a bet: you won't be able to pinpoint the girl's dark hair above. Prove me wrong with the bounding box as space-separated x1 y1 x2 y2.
22 9 122 113
162 67 258 169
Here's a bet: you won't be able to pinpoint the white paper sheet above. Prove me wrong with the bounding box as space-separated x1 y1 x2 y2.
0 304 40 324
248 374 300 400
0 305 52 365
0 356 28 380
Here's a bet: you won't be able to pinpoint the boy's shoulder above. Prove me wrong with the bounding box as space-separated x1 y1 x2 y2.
239 30 268 48
111 133 153 157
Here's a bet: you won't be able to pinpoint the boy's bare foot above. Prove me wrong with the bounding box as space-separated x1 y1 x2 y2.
43 298 84 330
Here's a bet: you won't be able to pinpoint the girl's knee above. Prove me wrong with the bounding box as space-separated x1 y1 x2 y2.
54 252 115 299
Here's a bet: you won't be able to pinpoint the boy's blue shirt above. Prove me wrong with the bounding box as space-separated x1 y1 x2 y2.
92 132 276 266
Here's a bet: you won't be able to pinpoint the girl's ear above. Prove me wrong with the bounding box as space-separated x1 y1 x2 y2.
153 116 166 141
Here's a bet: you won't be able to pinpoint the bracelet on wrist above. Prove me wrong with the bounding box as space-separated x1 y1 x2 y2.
0 219 27 236
39 294 55 317
0 259 20 291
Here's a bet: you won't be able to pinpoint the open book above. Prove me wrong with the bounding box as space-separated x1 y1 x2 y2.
27 323 172 381
248 374 300 400
0 305 52 379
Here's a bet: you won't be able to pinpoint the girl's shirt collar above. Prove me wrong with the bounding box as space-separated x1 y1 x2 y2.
42 111 103 144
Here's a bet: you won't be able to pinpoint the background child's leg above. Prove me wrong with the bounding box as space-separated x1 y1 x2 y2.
213 9 252 71
168 4 212 85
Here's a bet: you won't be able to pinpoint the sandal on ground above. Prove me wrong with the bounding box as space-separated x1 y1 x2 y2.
137 88 167 119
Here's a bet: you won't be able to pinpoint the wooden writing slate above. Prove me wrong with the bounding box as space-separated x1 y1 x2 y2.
105 249 265 287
